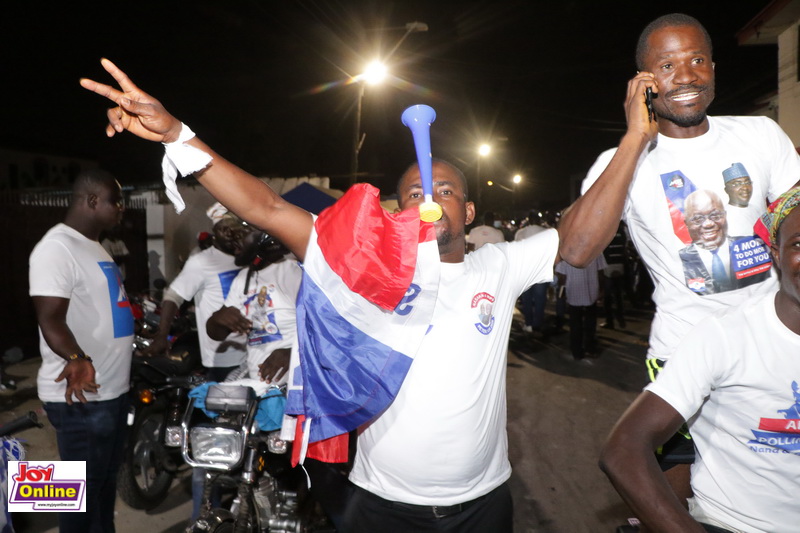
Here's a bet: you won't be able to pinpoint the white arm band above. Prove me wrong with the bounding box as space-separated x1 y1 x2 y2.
161 123 213 214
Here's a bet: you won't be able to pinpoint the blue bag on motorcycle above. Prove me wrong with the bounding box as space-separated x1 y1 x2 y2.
188 383 286 431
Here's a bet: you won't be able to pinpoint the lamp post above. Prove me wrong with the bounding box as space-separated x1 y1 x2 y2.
476 143 491 209
512 174 522 212
475 143 492 210
350 21 428 187
351 60 387 188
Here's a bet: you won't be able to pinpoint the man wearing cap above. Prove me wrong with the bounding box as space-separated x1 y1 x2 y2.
600 185 800 533
722 162 753 208
144 202 249 378
144 202 252 521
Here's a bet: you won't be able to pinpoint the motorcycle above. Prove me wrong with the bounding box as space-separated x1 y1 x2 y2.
183 382 324 533
117 293 204 510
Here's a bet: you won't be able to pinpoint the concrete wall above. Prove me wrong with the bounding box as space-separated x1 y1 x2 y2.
778 22 800 146
135 176 333 287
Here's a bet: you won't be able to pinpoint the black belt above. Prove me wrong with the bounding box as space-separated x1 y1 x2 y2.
359 486 488 519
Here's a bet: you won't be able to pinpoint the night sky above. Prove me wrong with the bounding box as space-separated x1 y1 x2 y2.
4 0 777 213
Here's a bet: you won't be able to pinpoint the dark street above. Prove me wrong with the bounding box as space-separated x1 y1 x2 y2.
2 299 653 533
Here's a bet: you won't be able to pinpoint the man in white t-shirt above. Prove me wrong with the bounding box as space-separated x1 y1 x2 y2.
144 202 249 380
206 230 301 385
29 169 134 533
82 59 602 532
558 13 800 504
466 211 505 251
144 202 250 521
600 186 800 533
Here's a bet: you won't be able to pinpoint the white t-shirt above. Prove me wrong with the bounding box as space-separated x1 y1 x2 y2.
101 237 130 279
223 258 302 381
514 224 546 241
29 223 134 402
168 246 246 368
466 224 505 250
350 229 559 505
582 116 800 360
647 290 800 533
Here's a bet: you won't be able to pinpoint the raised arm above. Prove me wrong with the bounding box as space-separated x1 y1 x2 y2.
557 73 658 267
598 391 704 532
80 59 314 261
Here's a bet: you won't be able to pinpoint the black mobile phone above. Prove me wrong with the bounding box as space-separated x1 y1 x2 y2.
645 87 654 122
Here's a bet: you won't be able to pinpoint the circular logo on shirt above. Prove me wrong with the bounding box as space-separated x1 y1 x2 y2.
471 292 495 335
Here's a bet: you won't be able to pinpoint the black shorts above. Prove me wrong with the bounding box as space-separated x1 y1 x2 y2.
647 358 695 470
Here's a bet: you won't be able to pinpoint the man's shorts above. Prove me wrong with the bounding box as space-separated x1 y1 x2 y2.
646 358 695 470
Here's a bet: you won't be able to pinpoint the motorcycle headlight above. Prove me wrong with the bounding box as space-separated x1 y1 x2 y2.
164 425 182 448
190 427 244 466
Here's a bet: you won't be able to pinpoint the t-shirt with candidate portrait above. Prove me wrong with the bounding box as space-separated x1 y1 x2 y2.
582 116 800 361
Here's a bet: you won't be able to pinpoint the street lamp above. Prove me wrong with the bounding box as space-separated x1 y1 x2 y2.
350 21 428 187
512 174 522 211
351 60 387 189
476 143 492 208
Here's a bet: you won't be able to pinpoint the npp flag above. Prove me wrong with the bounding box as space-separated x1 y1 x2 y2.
285 183 440 451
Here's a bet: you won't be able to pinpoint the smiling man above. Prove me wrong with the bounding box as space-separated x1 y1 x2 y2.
722 162 754 208
554 12 800 516
600 186 800 533
678 189 771 295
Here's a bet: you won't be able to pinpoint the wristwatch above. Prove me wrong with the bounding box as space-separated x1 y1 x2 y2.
67 352 93 363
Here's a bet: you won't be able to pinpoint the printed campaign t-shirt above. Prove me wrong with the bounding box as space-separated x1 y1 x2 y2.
648 290 800 533
224 258 302 380
30 223 134 402
582 115 800 360
169 246 246 368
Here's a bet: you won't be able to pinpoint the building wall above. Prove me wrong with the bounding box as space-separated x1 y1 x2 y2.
778 22 800 146
0 148 98 190
135 176 333 287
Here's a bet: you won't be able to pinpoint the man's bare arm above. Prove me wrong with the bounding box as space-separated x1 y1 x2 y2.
558 73 657 267
80 58 313 261
32 296 99 404
599 391 704 532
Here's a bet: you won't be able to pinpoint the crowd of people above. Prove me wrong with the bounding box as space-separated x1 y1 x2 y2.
24 11 800 533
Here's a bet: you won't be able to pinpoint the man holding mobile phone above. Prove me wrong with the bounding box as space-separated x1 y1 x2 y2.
557 12 800 523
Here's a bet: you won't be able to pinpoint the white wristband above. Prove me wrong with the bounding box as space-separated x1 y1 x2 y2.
161 123 212 214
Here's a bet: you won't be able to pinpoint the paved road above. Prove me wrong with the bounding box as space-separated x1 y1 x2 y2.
2 303 653 533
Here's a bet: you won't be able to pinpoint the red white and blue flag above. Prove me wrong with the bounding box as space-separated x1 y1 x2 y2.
285 183 440 461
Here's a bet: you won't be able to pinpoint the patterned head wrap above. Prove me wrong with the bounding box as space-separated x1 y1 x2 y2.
754 186 800 248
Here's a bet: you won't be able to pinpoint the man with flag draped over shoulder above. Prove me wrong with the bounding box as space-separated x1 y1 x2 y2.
80 59 601 532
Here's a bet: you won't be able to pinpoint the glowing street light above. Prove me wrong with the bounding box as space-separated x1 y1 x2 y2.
361 60 388 85
476 143 493 207
350 22 428 187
